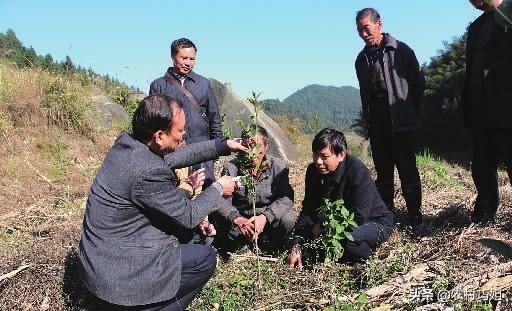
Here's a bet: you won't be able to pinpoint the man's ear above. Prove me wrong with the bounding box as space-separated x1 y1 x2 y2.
377 19 383 30
338 150 347 162
152 130 165 148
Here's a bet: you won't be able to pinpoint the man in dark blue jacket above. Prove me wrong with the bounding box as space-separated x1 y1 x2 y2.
354 8 426 233
78 94 247 310
149 38 223 187
287 129 394 268
463 0 512 223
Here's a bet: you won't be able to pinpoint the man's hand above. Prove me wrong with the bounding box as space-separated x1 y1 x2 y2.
287 245 303 270
198 220 216 237
233 216 255 240
186 168 205 191
312 222 322 239
227 139 249 153
249 214 267 241
216 176 236 196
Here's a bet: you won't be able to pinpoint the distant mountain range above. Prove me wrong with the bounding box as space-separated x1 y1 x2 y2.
261 84 361 132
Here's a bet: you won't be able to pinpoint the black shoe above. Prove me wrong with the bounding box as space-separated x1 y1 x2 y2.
470 212 495 224
409 216 428 235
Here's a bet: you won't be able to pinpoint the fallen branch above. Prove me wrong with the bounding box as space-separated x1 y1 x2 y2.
0 264 31 283
227 252 279 263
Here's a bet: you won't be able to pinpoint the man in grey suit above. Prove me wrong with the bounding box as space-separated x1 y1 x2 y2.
78 94 247 310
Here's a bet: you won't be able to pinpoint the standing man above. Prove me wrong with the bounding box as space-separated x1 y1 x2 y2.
464 0 512 223
150 38 223 186
78 94 247 310
354 8 426 233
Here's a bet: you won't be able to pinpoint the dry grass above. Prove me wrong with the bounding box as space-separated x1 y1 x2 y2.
2 135 511 310
1 62 511 310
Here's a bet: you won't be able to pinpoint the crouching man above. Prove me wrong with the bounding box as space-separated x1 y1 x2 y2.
288 128 394 268
78 94 247 310
213 126 296 252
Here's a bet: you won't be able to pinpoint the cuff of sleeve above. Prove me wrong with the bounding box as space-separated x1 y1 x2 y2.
262 209 276 224
214 137 230 157
227 211 242 224
211 182 223 194
292 235 305 246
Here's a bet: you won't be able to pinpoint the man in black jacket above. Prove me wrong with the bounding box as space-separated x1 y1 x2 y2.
463 0 512 223
354 8 426 233
287 129 394 267
149 38 223 187
79 95 247 310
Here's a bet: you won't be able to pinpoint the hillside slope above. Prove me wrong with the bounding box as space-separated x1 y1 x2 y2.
262 84 361 132
210 79 299 162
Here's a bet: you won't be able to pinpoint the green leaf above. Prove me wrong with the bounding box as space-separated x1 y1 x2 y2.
344 231 354 241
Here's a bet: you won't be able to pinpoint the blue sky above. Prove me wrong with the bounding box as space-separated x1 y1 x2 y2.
0 1 480 100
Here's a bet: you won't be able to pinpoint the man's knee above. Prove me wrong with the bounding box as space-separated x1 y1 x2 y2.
343 240 372 261
203 247 217 278
277 211 296 234
183 245 217 278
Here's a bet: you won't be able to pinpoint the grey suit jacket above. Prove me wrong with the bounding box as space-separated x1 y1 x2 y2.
78 133 229 306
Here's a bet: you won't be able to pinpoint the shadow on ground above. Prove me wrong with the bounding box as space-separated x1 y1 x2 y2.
62 248 109 311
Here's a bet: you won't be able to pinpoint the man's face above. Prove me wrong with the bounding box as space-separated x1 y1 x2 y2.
357 16 383 47
251 134 269 165
313 146 346 175
158 108 186 155
470 0 503 11
172 47 196 75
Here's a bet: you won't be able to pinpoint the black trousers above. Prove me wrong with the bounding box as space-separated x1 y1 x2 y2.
471 126 512 220
369 128 422 221
107 244 216 311
342 222 393 261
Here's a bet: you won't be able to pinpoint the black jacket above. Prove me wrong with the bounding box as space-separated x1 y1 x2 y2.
355 34 425 133
462 11 512 129
149 68 223 143
294 155 394 240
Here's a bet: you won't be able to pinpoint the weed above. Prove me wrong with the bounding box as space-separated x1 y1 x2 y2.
362 244 414 287
0 226 28 256
416 150 461 189
319 199 357 264
39 72 93 136
325 292 368 311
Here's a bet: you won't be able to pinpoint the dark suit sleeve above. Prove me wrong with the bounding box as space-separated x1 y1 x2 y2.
355 56 370 137
215 163 242 223
403 44 425 110
294 165 317 239
164 139 229 170
131 167 222 229
206 82 223 139
262 165 294 224
461 22 476 127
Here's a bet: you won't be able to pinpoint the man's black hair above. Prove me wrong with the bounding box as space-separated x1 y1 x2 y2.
356 8 381 23
312 128 348 155
256 126 270 145
171 38 197 57
132 94 183 141
241 125 270 145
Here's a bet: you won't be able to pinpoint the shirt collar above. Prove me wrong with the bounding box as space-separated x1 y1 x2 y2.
166 67 197 83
